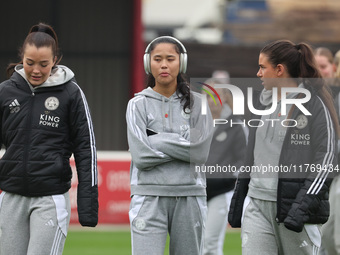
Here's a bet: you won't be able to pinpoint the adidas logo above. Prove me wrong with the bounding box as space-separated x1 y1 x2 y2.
9 99 20 113
194 221 201 228
299 240 308 248
45 219 55 227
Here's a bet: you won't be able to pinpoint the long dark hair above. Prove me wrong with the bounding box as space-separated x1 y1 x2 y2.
146 37 192 112
6 23 61 78
261 39 340 137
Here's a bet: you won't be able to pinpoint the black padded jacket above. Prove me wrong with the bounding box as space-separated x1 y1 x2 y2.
228 87 337 232
0 66 98 227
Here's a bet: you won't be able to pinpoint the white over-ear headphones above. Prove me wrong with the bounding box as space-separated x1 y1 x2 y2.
143 36 188 75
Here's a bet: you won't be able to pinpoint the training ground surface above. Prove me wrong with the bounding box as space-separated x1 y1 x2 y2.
64 225 242 255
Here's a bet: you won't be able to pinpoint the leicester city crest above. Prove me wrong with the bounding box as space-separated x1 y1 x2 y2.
296 114 308 129
45 97 59 111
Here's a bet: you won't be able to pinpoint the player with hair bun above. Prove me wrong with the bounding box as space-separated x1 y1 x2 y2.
0 23 98 254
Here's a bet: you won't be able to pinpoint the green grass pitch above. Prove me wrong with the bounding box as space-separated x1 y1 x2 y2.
63 227 242 255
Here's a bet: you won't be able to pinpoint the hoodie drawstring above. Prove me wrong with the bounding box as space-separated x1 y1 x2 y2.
169 97 173 132
162 97 166 132
161 97 174 132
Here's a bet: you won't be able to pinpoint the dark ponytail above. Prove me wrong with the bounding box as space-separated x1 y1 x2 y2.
297 43 323 87
6 23 61 78
146 38 192 112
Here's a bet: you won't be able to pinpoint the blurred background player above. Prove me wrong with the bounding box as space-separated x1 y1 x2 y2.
314 47 337 83
203 70 248 255
314 47 340 114
314 47 340 255
334 50 340 82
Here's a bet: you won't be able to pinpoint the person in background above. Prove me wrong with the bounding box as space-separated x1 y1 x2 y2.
0 23 98 255
228 40 339 255
315 47 340 255
314 47 340 150
314 47 337 82
126 36 213 255
203 70 248 255
314 47 340 105
334 50 340 80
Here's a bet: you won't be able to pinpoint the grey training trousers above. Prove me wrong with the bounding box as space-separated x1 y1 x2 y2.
129 195 207 255
0 191 71 255
203 191 233 255
242 197 321 255
319 175 340 255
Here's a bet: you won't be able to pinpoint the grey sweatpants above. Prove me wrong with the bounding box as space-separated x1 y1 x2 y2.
242 197 321 255
203 191 233 255
0 191 71 255
319 175 340 255
129 195 207 255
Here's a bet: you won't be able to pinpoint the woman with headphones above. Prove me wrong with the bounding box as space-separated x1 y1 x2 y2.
126 36 213 254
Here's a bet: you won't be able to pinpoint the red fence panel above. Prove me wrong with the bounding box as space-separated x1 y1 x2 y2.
69 151 131 225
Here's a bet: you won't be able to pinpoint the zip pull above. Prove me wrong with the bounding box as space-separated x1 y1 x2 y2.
275 217 280 225
32 92 35 96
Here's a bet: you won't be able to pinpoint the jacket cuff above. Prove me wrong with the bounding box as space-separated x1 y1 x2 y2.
79 215 98 227
283 217 303 232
